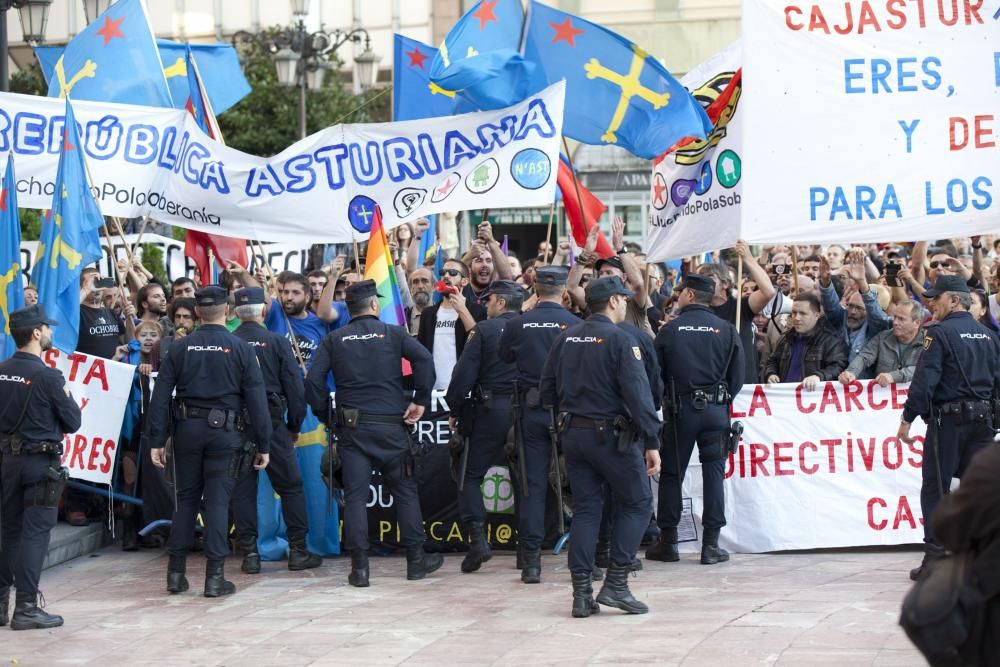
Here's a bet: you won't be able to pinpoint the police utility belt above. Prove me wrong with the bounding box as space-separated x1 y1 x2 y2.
558 413 636 454
173 401 243 431
934 399 992 424
335 406 402 428
472 384 512 404
515 383 542 409
0 435 63 456
679 384 730 410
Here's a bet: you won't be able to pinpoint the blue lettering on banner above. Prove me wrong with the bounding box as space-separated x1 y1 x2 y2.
200 161 230 194
382 137 422 182
14 113 46 155
0 109 9 151
182 141 209 186
809 185 901 221
514 99 557 140
314 144 349 191
46 117 66 153
171 132 189 174
477 116 517 154
349 141 383 186
443 131 481 169
417 134 443 175
925 177 993 215
157 126 179 170
84 115 123 160
995 52 999 86
283 154 316 193
897 119 920 153
843 57 941 94
245 164 286 197
125 124 159 164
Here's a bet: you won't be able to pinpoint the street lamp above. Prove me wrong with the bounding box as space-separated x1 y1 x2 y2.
81 0 116 24
0 0 52 91
232 7 379 140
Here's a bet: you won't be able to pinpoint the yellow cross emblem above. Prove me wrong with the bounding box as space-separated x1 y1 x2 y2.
0 263 19 335
37 212 84 272
583 45 670 144
428 82 457 98
163 57 187 79
54 55 98 98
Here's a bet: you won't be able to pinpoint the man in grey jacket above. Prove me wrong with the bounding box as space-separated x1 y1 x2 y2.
838 300 925 387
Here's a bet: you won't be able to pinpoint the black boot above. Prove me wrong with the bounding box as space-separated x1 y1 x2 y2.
0 587 9 626
521 548 542 584
204 560 236 598
701 528 729 565
460 522 492 573
595 541 611 568
406 547 444 580
288 544 323 571
10 593 63 631
645 528 679 562
910 543 946 581
591 562 604 581
121 515 139 552
515 543 524 570
596 564 649 614
348 551 370 587
166 555 189 594
241 552 261 574
571 571 600 618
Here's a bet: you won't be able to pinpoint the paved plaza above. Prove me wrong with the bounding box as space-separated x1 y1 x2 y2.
3 547 925 666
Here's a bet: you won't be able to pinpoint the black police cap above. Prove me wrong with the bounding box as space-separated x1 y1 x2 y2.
195 285 228 307
585 275 633 303
345 279 383 304
922 274 970 298
535 265 569 286
8 303 58 329
481 280 523 299
233 287 266 306
678 273 716 294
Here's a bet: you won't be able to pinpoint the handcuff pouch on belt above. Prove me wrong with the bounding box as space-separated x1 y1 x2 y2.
336 406 361 428
555 411 572 435
612 415 636 454
690 384 730 411
29 465 69 508
522 386 541 409
229 438 257 479
937 400 991 424
0 433 25 456
267 392 287 424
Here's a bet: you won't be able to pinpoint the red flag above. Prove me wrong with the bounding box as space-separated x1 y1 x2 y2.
557 158 615 259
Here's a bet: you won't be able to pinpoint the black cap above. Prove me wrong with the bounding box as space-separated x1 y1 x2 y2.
482 280 522 299
233 287 266 306
585 275 633 303
8 304 58 329
594 256 625 273
922 275 970 298
345 279 382 304
195 285 228 307
535 265 568 286
678 273 716 294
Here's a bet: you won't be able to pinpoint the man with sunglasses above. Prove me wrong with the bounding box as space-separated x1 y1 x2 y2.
416 260 486 391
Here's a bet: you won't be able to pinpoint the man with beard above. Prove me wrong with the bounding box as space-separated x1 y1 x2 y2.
306 270 328 313
839 300 926 387
800 255 822 280
407 268 434 335
818 254 891 373
417 260 486 391
137 282 173 336
461 222 514 305
0 305 82 630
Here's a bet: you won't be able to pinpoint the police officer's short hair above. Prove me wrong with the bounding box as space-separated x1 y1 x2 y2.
949 291 973 310
793 292 821 313
689 289 713 306
497 291 523 312
347 295 379 316
587 298 610 314
196 303 227 320
10 325 39 348
535 282 562 299
234 303 265 320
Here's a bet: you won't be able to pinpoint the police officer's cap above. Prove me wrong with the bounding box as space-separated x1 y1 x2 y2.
594 256 625 273
585 275 633 303
677 273 716 294
195 285 228 307
344 279 383 304
922 275 970 298
482 280 522 299
233 287 266 306
535 266 569 286
9 304 59 329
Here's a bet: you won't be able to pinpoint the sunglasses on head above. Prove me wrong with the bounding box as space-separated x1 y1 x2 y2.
442 268 463 277
929 261 945 269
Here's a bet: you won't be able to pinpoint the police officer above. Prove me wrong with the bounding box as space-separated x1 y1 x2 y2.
0 305 80 630
305 280 441 587
897 275 1000 580
540 276 662 618
230 287 322 574
149 286 273 598
647 273 744 565
446 279 521 574
498 267 578 584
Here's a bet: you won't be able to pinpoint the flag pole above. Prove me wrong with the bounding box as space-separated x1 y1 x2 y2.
543 202 555 265
735 254 743 333
249 237 307 373
207 247 215 284
791 245 801 296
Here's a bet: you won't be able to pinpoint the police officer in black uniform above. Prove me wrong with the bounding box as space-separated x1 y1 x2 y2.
305 280 441 587
149 286 273 598
647 273 744 566
0 305 80 630
540 276 662 618
230 287 322 574
897 275 1000 580
498 267 577 584
446 279 521 574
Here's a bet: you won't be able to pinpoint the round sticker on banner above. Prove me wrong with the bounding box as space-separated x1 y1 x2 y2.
716 149 742 189
393 187 426 218
481 465 515 514
670 178 697 207
652 172 668 210
695 161 713 195
432 172 461 203
509 148 551 190
466 157 499 194
348 195 378 233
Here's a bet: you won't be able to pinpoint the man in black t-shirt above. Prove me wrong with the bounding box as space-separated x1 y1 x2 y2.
77 269 129 360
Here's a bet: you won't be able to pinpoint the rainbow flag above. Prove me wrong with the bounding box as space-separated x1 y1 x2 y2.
363 205 406 326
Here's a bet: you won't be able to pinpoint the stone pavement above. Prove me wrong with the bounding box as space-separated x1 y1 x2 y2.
2 547 925 666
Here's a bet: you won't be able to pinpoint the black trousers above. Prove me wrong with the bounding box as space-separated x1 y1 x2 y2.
921 414 995 543
0 451 60 598
339 423 424 553
563 426 651 574
658 402 729 533
516 405 553 551
232 422 309 552
458 398 513 526
165 420 240 562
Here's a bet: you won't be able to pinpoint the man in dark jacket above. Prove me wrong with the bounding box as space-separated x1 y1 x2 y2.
765 292 848 390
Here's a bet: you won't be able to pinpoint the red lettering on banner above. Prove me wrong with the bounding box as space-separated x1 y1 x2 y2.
731 385 772 418
783 1 981 34
796 385 815 413
83 359 109 391
890 383 907 409
69 434 87 469
819 383 843 412
885 0 907 28
883 436 904 469
750 443 771 477
894 496 917 529
774 442 794 475
87 437 103 470
868 381 888 409
100 439 116 473
66 353 87 381
80 397 89 411
856 436 877 471
42 349 58 368
820 438 842 472
799 441 819 474
868 497 888 530
843 381 864 411
907 437 924 468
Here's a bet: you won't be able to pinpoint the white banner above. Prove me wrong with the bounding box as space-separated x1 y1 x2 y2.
680 381 928 553
647 41 743 262
742 0 1000 245
40 349 135 484
0 81 565 243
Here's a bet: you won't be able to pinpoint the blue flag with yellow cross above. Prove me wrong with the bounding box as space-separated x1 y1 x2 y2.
0 155 24 360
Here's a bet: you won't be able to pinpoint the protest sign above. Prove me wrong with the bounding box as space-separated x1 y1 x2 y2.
40 348 135 485
647 41 743 262
0 81 565 243
681 381 928 553
742 0 1000 245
